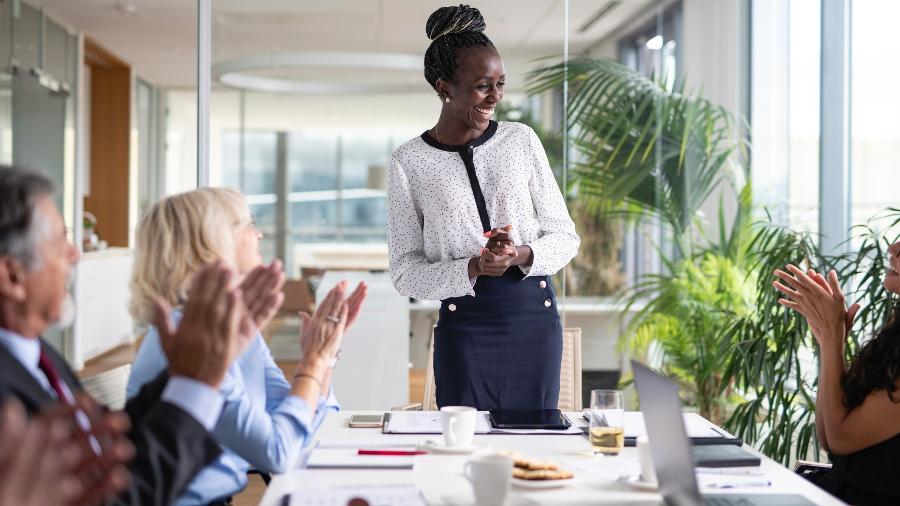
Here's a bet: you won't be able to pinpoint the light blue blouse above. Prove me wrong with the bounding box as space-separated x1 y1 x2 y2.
126 312 339 505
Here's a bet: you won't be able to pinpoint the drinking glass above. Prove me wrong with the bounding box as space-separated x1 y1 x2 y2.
590 389 624 455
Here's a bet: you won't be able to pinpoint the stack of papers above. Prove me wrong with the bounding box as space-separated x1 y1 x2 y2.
282 484 427 506
382 412 492 434
621 412 742 445
305 439 423 469
305 450 416 469
316 439 421 450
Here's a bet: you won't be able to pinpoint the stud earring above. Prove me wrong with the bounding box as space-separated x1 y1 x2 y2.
444 96 451 103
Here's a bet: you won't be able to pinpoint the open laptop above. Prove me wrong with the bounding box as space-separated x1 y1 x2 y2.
631 360 816 506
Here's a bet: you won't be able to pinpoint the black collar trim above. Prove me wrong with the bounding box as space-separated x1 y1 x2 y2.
420 121 498 152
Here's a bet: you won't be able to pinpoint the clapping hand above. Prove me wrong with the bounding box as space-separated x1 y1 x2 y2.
297 281 368 370
772 264 859 351
154 262 250 389
0 399 83 506
67 396 134 506
239 260 286 337
0 397 133 506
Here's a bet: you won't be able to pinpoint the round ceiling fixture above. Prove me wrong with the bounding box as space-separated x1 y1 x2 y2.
212 52 424 94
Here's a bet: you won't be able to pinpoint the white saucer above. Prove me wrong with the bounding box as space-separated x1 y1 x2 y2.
615 474 658 491
420 440 486 454
512 476 577 490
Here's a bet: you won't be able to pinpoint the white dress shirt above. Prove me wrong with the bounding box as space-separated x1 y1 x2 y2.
0 327 223 431
388 121 580 301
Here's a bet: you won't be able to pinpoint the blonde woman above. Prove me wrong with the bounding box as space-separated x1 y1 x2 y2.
126 188 367 506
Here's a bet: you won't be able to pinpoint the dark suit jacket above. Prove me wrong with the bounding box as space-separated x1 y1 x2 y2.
0 338 221 506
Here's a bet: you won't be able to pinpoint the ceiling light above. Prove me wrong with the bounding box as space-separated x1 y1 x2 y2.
114 1 137 16
646 35 663 50
212 52 423 95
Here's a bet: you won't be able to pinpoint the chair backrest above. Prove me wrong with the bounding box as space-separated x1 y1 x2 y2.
423 327 582 411
80 363 132 410
423 330 438 411
558 327 583 411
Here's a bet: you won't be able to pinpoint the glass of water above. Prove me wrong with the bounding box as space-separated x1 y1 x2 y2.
590 389 624 456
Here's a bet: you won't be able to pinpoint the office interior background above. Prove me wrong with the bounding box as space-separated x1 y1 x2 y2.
8 0 898 488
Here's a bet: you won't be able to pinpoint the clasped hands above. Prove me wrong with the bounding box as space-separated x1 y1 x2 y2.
772 264 859 352
468 224 532 277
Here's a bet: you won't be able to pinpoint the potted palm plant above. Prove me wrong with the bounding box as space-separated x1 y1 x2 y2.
528 57 750 423
528 56 900 465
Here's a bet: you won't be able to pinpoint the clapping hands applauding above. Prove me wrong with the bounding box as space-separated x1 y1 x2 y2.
772 264 860 350
0 397 133 506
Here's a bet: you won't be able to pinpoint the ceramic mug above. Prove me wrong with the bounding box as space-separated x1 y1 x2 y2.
463 453 513 506
440 406 476 448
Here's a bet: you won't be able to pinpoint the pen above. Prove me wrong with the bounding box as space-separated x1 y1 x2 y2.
696 467 764 476
358 449 427 456
705 479 771 489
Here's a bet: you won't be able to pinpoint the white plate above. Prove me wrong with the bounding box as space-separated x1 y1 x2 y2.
615 474 657 491
511 476 577 489
419 440 487 454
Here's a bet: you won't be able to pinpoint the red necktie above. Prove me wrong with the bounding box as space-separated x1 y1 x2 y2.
38 347 74 405
37 347 102 456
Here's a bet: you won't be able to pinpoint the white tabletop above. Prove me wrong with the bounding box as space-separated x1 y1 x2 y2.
261 411 845 506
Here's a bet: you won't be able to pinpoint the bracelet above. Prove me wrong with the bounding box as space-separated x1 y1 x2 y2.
293 372 322 388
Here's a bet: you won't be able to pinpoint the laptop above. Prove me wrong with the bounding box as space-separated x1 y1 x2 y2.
631 360 816 506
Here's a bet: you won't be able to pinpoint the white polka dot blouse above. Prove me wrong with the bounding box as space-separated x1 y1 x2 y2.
387 121 580 301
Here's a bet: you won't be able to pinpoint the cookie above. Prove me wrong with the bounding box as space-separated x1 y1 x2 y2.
518 458 558 471
495 450 559 470
512 468 574 480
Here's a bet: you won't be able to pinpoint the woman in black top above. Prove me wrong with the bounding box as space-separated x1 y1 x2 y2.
773 240 900 505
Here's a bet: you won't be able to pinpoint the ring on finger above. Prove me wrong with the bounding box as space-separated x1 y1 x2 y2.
324 314 340 323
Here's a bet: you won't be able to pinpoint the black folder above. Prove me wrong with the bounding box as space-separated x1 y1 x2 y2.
691 444 761 467
488 409 571 430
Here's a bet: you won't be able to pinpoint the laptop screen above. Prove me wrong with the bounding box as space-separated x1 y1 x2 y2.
632 360 704 506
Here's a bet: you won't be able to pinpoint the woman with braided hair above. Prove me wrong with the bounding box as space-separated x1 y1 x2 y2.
388 5 580 410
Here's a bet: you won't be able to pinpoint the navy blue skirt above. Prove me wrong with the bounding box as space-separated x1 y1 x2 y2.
433 268 562 410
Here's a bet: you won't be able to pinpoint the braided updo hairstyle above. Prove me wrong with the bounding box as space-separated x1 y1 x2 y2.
424 5 496 94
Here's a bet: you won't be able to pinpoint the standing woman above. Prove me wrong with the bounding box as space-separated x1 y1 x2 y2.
388 5 580 410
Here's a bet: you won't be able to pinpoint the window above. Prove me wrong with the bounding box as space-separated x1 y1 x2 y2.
851 0 900 229
787 0 821 234
220 128 393 273
616 4 682 288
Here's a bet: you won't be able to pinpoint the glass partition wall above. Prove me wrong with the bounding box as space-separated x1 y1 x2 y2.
0 1 78 353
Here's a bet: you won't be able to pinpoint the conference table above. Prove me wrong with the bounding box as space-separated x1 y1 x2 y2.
260 411 845 505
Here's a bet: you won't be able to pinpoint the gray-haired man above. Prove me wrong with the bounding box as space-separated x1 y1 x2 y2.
0 166 255 505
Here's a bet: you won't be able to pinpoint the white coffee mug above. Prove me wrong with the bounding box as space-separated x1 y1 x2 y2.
464 454 513 506
441 406 476 448
637 436 657 485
